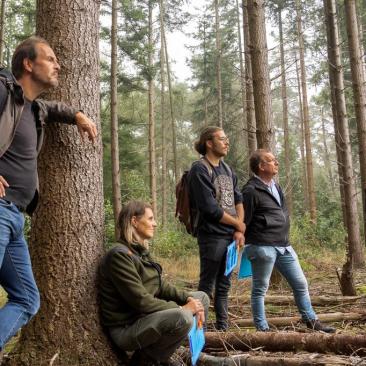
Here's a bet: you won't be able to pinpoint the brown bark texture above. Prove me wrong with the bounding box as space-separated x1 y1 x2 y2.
233 311 366 327
159 0 167 227
0 0 5 65
6 1 119 365
278 8 292 215
247 0 273 150
296 0 317 222
110 0 122 240
148 0 157 216
205 330 366 356
324 0 364 268
242 0 257 155
344 0 366 250
229 294 365 305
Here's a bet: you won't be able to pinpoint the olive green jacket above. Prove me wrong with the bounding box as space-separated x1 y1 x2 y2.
99 242 190 327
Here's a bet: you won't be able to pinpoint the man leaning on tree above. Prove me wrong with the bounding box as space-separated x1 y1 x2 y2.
188 126 245 331
242 149 335 333
0 36 97 351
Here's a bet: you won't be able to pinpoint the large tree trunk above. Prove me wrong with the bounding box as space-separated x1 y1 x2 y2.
205 331 366 356
110 0 122 240
0 0 5 65
214 0 223 128
242 0 256 156
6 0 119 365
296 0 317 222
159 0 167 227
344 0 366 247
278 8 292 215
236 0 248 154
148 0 157 217
247 0 273 149
325 0 364 269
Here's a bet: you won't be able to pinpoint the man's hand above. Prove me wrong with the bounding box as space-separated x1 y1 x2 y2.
0 176 9 198
233 231 244 249
182 297 205 326
235 220 246 234
75 112 97 143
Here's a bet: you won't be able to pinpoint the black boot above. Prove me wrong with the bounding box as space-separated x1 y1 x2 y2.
306 319 336 333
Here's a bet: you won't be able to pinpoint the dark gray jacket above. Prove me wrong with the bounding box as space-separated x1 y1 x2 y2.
0 69 78 214
242 176 290 246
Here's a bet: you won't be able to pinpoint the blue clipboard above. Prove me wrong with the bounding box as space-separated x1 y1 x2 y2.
224 241 238 276
188 316 205 366
238 248 252 279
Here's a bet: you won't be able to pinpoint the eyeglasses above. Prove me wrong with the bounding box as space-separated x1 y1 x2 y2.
262 158 278 164
215 136 229 143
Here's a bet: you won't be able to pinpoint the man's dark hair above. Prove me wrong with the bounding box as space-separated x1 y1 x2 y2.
194 126 223 155
249 149 270 174
12 36 50 79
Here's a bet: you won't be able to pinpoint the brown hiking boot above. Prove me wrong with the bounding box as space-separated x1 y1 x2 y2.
306 319 336 333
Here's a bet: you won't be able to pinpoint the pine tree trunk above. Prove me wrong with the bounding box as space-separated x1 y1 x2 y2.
278 8 292 215
325 0 364 268
242 0 256 155
6 0 119 364
148 0 157 217
214 0 223 128
159 0 167 227
0 0 5 66
247 0 273 150
295 55 309 211
203 20 209 127
163 32 178 182
236 0 248 154
110 0 122 240
321 108 336 196
296 0 317 222
344 0 366 248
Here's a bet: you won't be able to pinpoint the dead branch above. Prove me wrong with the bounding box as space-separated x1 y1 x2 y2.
233 312 366 327
229 294 366 306
204 330 366 356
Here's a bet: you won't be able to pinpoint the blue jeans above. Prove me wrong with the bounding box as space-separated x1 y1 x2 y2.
246 245 316 331
0 199 40 350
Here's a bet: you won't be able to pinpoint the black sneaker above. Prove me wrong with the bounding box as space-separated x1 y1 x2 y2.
306 319 336 333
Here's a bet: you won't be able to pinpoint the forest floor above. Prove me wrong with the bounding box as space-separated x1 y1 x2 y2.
159 248 366 365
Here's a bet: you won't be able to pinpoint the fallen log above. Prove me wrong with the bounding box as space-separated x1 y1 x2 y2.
229 294 366 306
233 311 366 327
204 331 366 356
196 352 354 365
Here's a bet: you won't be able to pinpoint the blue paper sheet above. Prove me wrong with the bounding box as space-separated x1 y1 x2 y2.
238 248 252 279
224 241 238 276
188 316 205 366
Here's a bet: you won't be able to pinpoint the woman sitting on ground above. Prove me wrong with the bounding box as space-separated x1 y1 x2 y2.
99 200 209 366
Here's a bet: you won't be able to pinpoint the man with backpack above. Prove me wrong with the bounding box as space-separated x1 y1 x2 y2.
187 126 245 330
0 36 96 351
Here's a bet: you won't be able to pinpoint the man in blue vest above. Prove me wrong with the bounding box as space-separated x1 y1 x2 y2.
0 36 97 351
242 149 335 333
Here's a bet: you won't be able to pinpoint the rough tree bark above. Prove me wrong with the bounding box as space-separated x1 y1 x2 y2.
0 0 5 65
278 7 292 215
324 0 364 271
148 0 157 216
159 0 167 227
214 0 223 128
242 0 257 155
205 330 366 355
296 0 317 222
344 0 366 248
6 0 119 365
247 0 273 149
110 0 122 240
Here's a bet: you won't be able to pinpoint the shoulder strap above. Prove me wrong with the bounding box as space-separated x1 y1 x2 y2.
200 157 213 178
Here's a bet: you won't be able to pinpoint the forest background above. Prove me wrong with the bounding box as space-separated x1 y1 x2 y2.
0 0 366 364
